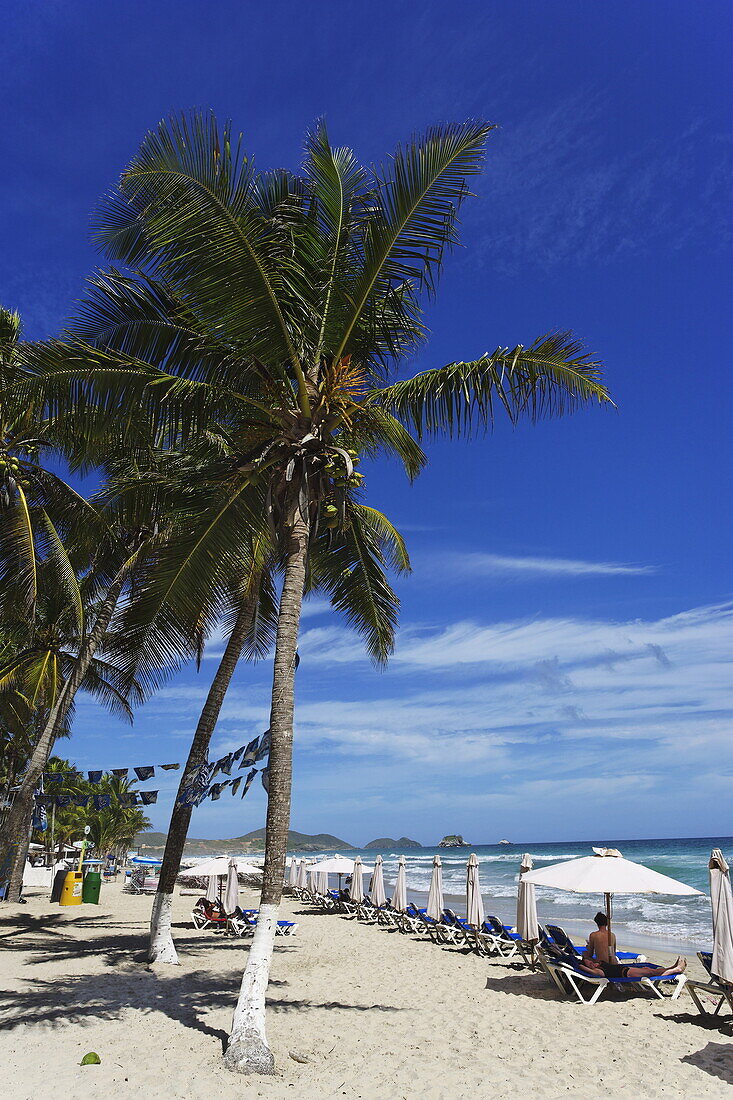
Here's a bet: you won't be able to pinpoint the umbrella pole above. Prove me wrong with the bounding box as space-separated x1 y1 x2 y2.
605 892 613 952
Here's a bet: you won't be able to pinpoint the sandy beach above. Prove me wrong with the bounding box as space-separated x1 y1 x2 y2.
1 883 731 1099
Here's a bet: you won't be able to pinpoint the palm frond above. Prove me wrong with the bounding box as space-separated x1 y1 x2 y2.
373 332 612 438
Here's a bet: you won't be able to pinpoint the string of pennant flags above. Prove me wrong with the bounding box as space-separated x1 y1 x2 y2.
35 729 271 812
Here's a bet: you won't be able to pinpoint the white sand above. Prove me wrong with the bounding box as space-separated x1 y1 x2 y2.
1 882 731 1098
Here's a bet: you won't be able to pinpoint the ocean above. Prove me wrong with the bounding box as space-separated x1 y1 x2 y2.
287 835 732 955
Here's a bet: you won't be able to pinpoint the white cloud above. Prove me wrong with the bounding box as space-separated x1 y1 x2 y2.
435 550 655 579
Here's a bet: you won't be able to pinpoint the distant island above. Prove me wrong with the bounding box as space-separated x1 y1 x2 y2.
499 839 512 845
364 837 421 849
134 828 354 855
438 835 468 848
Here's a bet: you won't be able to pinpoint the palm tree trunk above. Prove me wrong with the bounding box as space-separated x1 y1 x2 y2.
225 513 308 1074
149 592 258 963
0 575 124 902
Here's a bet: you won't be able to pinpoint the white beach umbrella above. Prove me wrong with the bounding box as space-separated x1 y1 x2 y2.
426 854 444 920
466 853 485 929
522 846 701 937
296 858 308 889
371 854 387 907
206 873 219 903
516 853 539 944
308 864 319 893
179 856 261 878
392 855 407 912
316 869 329 895
312 855 357 875
287 858 298 887
224 858 240 915
350 856 364 902
709 849 733 985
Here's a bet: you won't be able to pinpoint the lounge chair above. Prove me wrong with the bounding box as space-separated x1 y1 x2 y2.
191 899 229 932
545 923 645 962
537 945 687 1005
227 909 298 937
394 903 428 935
686 952 733 1016
475 915 534 965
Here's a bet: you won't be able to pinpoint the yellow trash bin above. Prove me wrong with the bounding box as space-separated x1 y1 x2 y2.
59 870 83 906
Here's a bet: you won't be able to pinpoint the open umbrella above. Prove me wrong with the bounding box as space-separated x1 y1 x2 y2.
466 853 485 929
516 853 539 944
709 849 733 985
426 854 444 921
522 847 701 941
224 858 239 915
392 855 407 912
371 854 387 907
179 856 261 878
350 856 364 902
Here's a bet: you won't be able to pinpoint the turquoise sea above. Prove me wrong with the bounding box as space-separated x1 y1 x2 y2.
289 836 732 955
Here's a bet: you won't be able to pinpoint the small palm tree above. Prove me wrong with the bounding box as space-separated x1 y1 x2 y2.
31 113 611 1070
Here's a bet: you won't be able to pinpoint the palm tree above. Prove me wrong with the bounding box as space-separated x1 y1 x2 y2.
30 113 611 1070
0 563 142 897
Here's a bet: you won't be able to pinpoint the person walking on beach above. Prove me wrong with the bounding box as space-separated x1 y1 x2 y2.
582 911 687 980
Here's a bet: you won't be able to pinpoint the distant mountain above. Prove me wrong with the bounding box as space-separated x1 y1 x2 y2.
134 828 354 855
364 837 422 849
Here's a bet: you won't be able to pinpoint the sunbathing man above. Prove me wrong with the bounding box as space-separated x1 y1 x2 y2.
581 911 686 980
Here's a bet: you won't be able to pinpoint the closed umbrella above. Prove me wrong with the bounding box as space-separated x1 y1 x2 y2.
350 856 364 902
287 859 298 887
206 873 219 903
308 864 318 893
516 853 539 946
296 858 307 889
709 849 733 985
316 869 329 895
371 854 387 908
466 853 485 929
522 847 701 941
426 854 444 921
392 855 407 912
224 858 239 915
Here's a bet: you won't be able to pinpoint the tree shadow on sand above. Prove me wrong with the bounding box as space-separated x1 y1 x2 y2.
0 967 402 1051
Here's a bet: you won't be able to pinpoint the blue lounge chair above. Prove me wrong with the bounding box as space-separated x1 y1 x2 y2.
545 923 644 962
538 944 686 1005
686 952 733 1016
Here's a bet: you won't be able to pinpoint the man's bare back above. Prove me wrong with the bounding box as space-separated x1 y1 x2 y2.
585 927 617 963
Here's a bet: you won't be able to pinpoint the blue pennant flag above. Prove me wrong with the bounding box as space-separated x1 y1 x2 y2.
88 770 103 784
230 777 242 796
74 795 90 809
241 768 257 797
240 738 259 767
255 730 271 762
260 767 270 793
159 763 180 771
119 794 138 808
134 766 155 782
93 793 112 811
140 790 158 805
55 795 72 808
111 768 129 780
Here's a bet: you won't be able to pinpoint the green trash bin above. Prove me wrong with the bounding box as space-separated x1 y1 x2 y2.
82 871 101 905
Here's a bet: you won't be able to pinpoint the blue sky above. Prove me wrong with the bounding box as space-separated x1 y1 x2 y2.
2 1 731 845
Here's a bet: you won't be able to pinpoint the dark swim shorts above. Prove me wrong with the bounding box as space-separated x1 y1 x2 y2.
599 962 629 980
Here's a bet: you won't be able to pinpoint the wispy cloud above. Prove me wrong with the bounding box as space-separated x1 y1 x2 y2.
467 95 733 272
434 550 655 579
